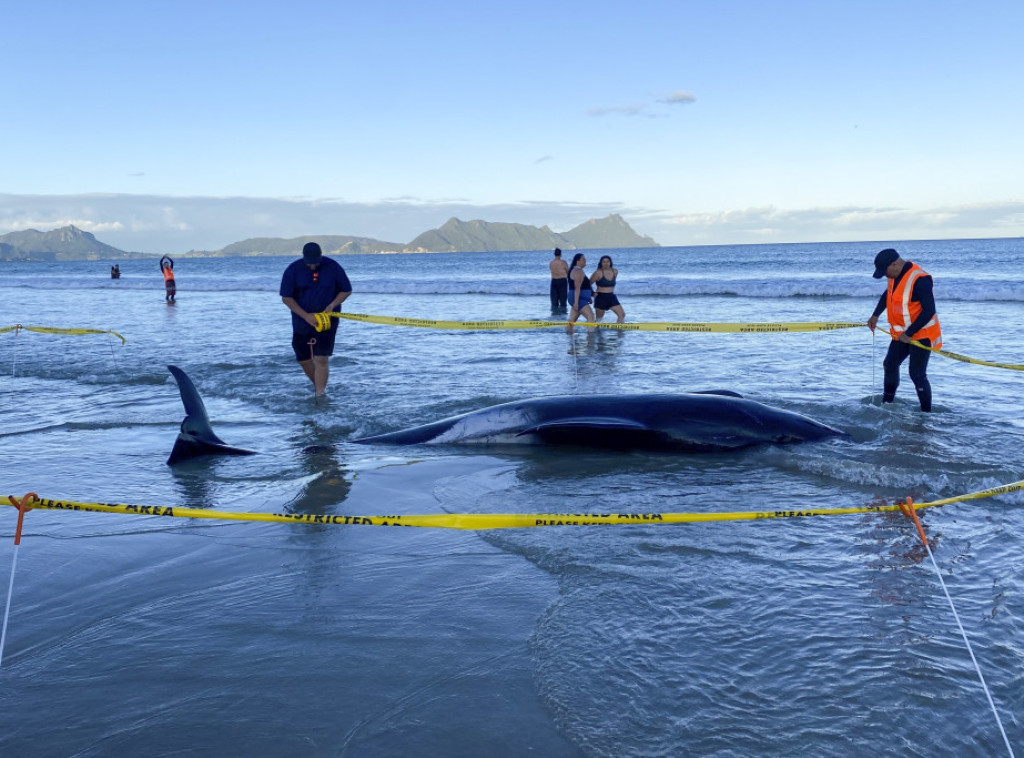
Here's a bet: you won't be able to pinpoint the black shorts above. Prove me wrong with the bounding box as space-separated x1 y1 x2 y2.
292 327 337 362
594 292 620 310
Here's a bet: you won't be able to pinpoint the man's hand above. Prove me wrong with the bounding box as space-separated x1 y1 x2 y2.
867 315 878 333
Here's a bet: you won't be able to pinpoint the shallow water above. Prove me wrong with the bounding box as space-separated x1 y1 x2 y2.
2 239 1024 755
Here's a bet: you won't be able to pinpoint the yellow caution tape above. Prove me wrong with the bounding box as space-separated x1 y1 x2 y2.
7 479 1022 530
332 313 578 331
330 312 864 334
905 337 1024 372
330 313 1021 369
0 324 127 345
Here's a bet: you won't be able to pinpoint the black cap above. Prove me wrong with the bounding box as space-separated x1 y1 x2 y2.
872 248 899 279
302 242 323 265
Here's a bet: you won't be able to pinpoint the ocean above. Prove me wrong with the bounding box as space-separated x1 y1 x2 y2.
2 238 1023 756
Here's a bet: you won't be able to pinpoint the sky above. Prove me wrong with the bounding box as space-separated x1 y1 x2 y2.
2 0 1023 254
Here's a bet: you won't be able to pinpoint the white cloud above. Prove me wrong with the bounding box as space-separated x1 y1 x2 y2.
655 201 1024 244
0 193 641 253
588 89 696 117
0 217 125 234
586 103 648 117
3 194 1022 252
659 90 696 105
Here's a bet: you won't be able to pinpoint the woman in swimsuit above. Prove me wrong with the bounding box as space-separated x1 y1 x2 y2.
590 255 625 323
566 252 595 333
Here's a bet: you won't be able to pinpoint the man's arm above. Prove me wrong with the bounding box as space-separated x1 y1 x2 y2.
867 292 886 332
282 296 318 329
326 268 353 312
326 290 351 312
871 292 886 318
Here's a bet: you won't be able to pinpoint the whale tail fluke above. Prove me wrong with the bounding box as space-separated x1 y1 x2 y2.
166 365 257 465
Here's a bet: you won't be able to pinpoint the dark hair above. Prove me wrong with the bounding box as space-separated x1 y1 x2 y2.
599 255 613 269
554 248 562 257
569 253 585 271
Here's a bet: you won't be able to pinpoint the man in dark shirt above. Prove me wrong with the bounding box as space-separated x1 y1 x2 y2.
866 248 941 411
280 242 352 398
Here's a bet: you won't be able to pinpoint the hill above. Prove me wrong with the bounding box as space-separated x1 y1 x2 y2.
0 215 660 261
562 214 659 249
404 214 658 253
0 225 138 261
215 234 405 257
406 218 565 253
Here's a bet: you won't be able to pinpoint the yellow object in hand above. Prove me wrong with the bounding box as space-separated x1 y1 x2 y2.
313 312 333 332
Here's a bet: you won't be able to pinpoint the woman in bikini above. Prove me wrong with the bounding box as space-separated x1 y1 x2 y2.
590 255 625 323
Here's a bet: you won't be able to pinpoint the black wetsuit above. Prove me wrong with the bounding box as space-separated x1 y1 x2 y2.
872 262 937 411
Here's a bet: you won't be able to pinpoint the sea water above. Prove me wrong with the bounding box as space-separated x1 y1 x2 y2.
1 238 1023 756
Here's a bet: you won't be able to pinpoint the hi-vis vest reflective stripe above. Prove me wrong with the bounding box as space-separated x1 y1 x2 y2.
887 263 942 349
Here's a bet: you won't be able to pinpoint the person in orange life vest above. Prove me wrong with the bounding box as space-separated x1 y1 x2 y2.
866 248 942 412
159 255 176 302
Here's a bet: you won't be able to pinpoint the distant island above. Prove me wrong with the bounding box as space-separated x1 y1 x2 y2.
0 214 659 262
0 225 129 262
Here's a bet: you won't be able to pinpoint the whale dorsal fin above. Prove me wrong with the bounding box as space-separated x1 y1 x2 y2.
692 389 744 398
166 365 256 464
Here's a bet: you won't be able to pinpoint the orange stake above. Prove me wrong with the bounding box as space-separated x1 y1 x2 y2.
6 493 37 545
898 497 930 547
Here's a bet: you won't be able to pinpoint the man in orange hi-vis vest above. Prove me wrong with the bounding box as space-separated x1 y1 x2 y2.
866 248 942 412
159 255 176 303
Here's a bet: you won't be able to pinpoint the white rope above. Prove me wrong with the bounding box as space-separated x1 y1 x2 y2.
10 328 19 378
107 332 131 380
0 544 19 669
871 327 876 396
921 540 1015 756
569 332 580 392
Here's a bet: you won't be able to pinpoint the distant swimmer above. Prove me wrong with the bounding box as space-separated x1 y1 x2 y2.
590 255 625 323
280 242 352 398
867 248 942 412
549 247 568 311
566 252 595 333
110 264 121 279
159 255 176 302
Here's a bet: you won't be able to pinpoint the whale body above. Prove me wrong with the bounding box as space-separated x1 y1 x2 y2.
163 369 846 462
352 392 847 452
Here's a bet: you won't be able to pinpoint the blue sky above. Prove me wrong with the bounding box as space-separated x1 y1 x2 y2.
2 0 1022 253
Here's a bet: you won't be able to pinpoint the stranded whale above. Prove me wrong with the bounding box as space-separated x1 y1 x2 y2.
164 367 847 462
352 391 848 452
166 365 256 465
